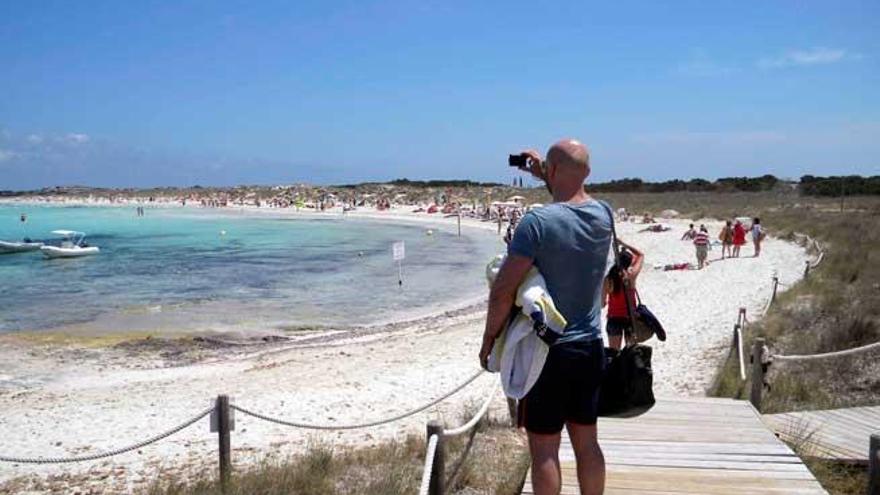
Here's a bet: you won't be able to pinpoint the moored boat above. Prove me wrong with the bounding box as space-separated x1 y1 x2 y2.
40 230 100 259
0 240 44 254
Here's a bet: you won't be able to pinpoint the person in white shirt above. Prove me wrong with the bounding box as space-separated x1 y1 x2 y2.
750 218 765 257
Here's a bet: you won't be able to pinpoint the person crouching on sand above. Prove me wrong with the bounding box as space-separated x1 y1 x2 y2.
603 240 644 350
693 225 710 269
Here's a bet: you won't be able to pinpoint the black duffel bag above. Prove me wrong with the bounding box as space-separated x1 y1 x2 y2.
598 344 655 417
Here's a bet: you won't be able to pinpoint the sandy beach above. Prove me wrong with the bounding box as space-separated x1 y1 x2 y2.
0 203 810 493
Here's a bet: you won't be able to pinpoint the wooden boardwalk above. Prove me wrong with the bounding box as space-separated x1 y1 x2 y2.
763 405 880 463
522 397 826 494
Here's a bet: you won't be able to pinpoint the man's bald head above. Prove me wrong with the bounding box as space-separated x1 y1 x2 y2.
546 139 590 183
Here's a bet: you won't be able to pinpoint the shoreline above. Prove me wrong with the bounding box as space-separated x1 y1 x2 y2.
1 199 505 342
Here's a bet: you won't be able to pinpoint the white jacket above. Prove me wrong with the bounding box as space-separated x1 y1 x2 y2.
485 255 567 399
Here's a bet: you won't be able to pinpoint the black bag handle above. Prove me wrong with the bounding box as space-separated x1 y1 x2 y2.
600 202 638 334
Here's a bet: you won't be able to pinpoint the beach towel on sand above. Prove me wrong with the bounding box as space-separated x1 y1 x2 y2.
484 255 567 399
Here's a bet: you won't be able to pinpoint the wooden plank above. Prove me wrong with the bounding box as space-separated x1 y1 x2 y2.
764 405 880 463
520 398 827 495
591 440 795 455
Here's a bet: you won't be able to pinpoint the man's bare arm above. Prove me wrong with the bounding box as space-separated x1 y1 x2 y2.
479 254 534 369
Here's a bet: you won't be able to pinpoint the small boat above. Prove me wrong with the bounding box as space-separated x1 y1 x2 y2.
40 230 100 259
0 239 44 254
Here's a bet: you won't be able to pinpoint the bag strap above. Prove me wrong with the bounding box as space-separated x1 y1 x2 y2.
599 202 638 331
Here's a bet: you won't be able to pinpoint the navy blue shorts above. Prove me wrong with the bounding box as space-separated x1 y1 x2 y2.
606 317 631 338
518 339 605 434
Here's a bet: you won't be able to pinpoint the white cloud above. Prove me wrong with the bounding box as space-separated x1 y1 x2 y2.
26 134 43 144
65 133 90 144
758 47 855 69
0 149 17 162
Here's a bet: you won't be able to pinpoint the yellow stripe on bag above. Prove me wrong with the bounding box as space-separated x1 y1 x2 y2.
535 295 567 331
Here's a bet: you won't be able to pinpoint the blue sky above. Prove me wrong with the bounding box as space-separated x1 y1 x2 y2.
1 0 878 189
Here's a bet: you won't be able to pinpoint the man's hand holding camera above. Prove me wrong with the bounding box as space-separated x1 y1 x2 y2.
511 150 547 182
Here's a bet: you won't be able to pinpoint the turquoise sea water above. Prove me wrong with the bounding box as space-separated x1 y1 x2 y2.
0 205 501 334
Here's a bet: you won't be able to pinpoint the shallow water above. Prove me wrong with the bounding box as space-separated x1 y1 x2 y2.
0 205 501 333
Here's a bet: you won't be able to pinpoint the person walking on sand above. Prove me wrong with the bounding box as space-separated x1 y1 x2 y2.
751 218 765 257
479 139 609 495
718 220 733 259
732 220 746 258
693 225 710 269
681 223 696 240
603 240 644 350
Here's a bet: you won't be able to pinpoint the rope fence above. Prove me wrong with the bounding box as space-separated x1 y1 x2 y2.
0 368 495 495
231 370 485 430
771 341 880 363
444 382 499 437
417 381 500 495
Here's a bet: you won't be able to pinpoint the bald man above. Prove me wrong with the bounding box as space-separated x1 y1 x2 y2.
480 139 610 495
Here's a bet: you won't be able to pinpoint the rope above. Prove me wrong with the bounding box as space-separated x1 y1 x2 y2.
443 382 499 437
231 370 485 430
772 341 880 362
759 289 774 318
809 250 825 269
417 434 440 495
0 407 213 464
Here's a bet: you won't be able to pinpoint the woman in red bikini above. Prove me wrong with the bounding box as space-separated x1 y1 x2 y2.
603 240 644 350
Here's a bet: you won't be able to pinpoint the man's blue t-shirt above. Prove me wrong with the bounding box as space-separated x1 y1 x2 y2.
508 200 613 344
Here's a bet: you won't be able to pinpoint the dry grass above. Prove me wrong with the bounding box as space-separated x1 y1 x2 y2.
145 411 528 495
781 420 870 495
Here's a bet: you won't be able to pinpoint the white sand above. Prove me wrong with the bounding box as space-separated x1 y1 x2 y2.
0 205 810 493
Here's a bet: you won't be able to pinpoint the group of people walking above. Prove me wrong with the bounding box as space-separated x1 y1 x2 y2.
682 217 765 268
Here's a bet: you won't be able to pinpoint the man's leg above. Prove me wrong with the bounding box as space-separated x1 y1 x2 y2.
566 422 605 495
528 431 562 495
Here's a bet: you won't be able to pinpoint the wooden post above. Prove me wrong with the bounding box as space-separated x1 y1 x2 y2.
216 395 232 491
457 214 461 237
730 324 739 358
426 421 445 495
804 261 811 279
870 433 879 495
750 338 765 411
771 277 779 303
